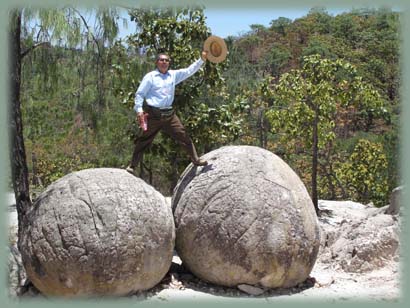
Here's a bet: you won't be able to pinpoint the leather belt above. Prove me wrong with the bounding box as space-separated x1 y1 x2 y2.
146 105 174 117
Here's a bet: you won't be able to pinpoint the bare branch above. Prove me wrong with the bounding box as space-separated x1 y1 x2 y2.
70 7 101 55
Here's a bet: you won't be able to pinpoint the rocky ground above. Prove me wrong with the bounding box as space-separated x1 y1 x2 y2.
130 200 401 303
7 193 402 303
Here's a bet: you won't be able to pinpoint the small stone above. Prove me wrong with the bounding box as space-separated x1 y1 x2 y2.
237 284 265 296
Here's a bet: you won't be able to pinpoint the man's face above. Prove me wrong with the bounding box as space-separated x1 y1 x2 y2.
156 55 170 73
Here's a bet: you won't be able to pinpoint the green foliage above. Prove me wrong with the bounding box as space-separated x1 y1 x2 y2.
266 55 385 149
128 6 208 58
18 6 400 204
185 94 250 149
265 45 291 76
19 7 131 191
301 36 334 59
110 41 152 108
337 139 389 206
265 54 387 209
269 17 292 36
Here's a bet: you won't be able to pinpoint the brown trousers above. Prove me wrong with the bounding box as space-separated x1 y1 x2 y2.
130 107 200 168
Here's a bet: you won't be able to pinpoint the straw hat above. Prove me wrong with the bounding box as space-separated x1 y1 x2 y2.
203 35 228 63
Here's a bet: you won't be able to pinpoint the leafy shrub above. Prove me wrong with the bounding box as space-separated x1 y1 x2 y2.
337 139 389 206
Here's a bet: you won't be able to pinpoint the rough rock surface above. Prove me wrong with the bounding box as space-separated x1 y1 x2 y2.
8 198 401 301
385 186 403 215
317 200 400 273
19 168 175 297
172 145 320 288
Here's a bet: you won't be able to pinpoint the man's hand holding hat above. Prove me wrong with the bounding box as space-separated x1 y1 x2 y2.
201 50 208 61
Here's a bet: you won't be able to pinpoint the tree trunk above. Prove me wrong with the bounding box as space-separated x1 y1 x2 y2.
258 108 267 149
96 53 105 111
9 10 32 246
31 151 42 187
311 109 319 215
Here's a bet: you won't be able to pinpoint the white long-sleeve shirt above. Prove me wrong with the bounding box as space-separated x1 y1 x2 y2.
134 58 204 113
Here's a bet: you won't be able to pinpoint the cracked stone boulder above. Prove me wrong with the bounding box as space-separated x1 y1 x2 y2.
20 168 175 297
172 145 320 288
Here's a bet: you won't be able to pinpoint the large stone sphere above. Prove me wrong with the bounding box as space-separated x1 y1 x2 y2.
172 146 320 288
20 168 175 297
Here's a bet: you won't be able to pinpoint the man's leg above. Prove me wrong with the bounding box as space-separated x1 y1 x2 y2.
162 114 207 166
127 117 162 173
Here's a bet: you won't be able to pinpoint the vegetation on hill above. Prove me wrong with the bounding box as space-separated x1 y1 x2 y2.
11 6 400 209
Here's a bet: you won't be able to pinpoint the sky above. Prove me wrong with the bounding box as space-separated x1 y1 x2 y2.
118 7 348 39
204 8 340 38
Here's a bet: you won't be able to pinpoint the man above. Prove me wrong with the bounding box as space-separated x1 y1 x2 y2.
126 51 208 175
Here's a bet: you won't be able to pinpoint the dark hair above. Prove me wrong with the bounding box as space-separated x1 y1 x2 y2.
156 53 170 62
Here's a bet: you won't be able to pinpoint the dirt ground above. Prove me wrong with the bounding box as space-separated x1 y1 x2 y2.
124 253 400 304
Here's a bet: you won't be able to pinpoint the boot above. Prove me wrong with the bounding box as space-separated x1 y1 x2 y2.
191 158 208 166
125 165 135 174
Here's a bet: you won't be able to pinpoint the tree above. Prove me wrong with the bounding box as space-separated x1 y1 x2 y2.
9 7 120 249
74 8 120 121
269 17 292 36
265 54 386 214
300 37 334 59
265 45 291 77
9 10 31 243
